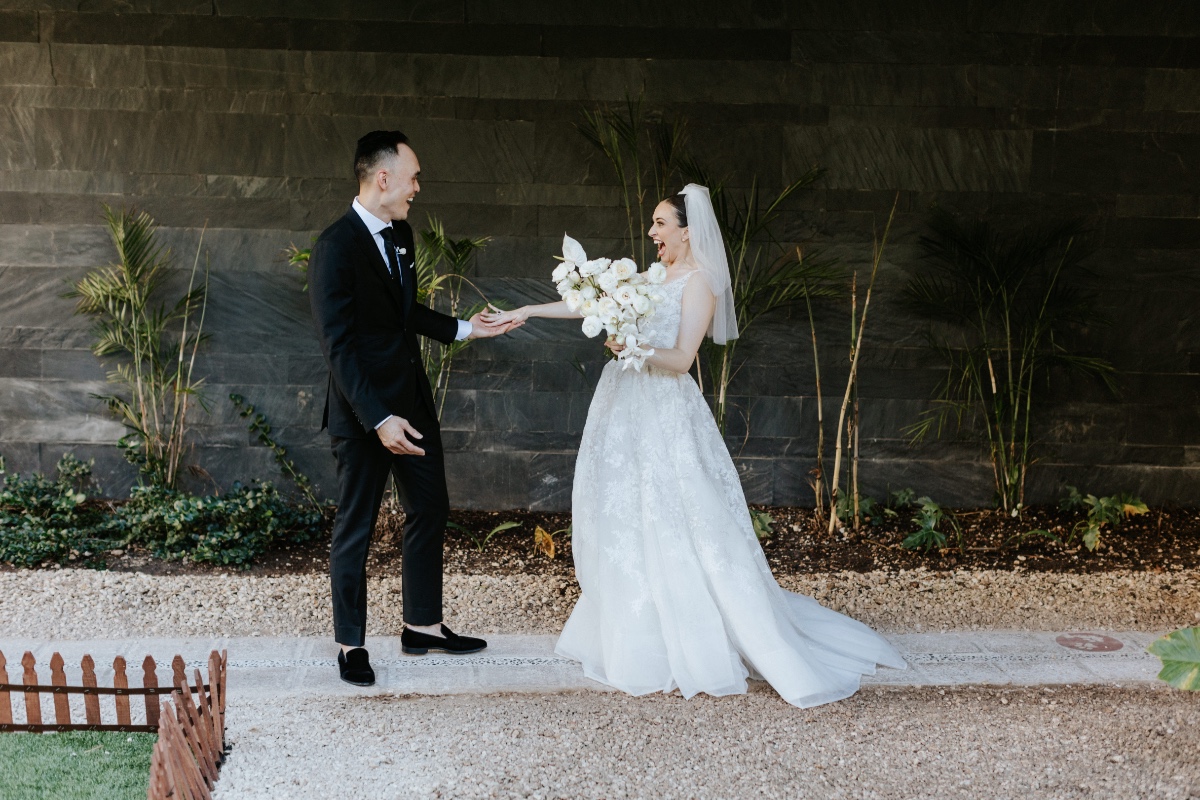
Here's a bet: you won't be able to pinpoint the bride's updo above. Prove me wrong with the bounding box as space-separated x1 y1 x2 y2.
663 194 688 228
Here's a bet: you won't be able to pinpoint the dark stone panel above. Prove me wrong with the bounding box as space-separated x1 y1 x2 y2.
732 457 775 505
1146 70 1200 113
215 0 464 22
0 441 42 477
976 65 1148 110
0 349 41 378
808 63 977 108
527 452 575 511
39 12 792 60
966 0 1200 37
442 430 582 452
288 20 544 58
1040 35 1200 69
785 0 970 32
1102 218 1200 250
1027 463 1200 506
783 126 1032 192
0 43 53 86
539 26 791 62
41 11 291 49
1031 131 1200 196
466 0 787 29
474 390 572 433
34 108 289 176
0 108 37 172
39 349 105 380
793 30 1040 66
437 389 475 432
444 449 530 510
0 11 39 42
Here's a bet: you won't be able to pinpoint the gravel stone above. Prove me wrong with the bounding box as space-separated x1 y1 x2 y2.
1 569 1197 639
212 686 1200 799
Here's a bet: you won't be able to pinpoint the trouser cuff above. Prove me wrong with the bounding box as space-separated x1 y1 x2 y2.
403 607 443 626
334 626 365 648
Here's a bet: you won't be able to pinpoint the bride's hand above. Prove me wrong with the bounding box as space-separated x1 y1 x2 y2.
480 304 528 326
605 336 625 354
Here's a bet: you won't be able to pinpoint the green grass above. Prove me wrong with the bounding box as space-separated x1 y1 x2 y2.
0 731 156 800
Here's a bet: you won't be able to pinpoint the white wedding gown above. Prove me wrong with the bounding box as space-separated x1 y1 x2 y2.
555 271 906 708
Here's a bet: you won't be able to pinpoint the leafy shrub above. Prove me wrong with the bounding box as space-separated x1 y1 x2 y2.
1061 486 1148 551
0 453 324 568
901 496 959 553
0 454 124 566
118 481 323 566
750 509 774 539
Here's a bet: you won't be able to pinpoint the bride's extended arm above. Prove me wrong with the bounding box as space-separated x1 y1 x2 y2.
641 278 716 374
483 299 581 326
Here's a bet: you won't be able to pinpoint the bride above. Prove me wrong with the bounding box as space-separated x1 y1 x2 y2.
483 184 905 707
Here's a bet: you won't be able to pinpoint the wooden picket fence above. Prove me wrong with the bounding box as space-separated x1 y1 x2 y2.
147 650 228 800
0 648 228 800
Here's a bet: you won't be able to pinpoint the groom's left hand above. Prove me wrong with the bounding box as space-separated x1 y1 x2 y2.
467 309 522 339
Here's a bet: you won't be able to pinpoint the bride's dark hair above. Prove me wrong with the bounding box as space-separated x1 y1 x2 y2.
662 194 688 228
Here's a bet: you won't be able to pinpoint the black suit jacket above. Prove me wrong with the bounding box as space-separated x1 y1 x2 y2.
309 207 460 439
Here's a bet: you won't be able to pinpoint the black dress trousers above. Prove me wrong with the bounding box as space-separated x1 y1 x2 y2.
329 405 449 646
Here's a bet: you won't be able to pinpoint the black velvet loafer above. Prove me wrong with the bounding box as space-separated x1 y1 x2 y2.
401 624 487 655
338 647 375 686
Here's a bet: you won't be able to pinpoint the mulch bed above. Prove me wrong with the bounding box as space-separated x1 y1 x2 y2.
97 503 1200 578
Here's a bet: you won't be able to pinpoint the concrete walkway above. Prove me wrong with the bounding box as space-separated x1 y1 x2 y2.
0 630 1168 701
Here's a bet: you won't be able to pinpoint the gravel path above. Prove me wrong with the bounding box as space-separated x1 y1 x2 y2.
212 686 1200 800
1 568 1196 639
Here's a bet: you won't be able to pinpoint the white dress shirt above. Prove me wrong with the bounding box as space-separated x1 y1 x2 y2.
351 198 473 430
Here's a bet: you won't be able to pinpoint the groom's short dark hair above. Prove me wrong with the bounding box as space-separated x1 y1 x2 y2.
354 130 410 183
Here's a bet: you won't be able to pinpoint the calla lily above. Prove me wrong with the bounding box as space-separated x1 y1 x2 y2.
562 234 588 266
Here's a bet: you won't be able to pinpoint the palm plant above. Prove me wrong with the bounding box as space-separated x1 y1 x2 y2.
414 217 493 416
901 209 1115 513
66 206 210 489
576 95 688 267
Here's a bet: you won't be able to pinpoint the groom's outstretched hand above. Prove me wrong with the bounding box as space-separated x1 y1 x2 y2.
378 416 425 456
466 306 523 339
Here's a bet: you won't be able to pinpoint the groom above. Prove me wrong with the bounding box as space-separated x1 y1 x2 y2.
309 130 519 686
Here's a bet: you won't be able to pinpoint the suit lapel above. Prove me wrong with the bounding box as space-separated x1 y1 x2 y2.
344 209 405 312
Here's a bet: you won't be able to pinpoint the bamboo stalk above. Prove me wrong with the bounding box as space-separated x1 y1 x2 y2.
828 196 898 535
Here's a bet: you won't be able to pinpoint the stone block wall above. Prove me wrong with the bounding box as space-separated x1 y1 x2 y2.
1 1 1198 508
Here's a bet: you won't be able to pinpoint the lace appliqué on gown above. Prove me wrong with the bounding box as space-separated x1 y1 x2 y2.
554 271 906 708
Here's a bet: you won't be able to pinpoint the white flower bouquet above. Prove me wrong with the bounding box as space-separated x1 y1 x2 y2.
553 234 666 371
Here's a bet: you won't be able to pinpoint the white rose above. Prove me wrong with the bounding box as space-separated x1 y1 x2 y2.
564 290 583 312
580 315 604 338
612 258 637 280
597 271 619 293
551 262 571 282
647 262 667 284
580 299 599 317
567 269 581 285
628 272 648 285
613 285 637 306
597 296 618 318
556 279 573 296
579 285 598 301
632 293 651 315
580 258 610 277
